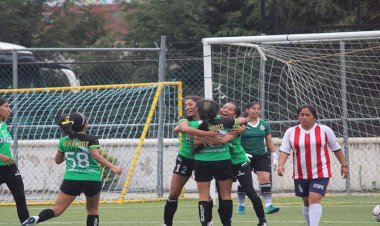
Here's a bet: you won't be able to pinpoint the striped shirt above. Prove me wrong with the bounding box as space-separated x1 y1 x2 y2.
279 123 341 179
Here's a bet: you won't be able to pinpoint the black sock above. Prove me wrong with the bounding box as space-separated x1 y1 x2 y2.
218 200 232 226
87 215 99 226
164 199 178 226
38 209 55 223
198 201 211 225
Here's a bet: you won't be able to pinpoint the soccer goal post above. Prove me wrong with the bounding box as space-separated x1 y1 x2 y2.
0 82 182 205
203 30 380 193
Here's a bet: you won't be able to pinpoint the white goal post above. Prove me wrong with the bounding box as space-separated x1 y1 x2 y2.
202 30 380 193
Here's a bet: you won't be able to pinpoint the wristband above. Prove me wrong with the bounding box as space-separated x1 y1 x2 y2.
341 165 347 167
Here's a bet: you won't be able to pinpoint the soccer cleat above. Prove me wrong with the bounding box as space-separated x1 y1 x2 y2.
207 220 213 226
257 222 268 226
264 204 280 214
237 205 246 214
21 216 39 226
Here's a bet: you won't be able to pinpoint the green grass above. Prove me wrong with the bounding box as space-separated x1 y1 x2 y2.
1 196 379 225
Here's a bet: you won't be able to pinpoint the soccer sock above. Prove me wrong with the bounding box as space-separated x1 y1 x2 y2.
303 206 310 226
208 198 213 223
309 204 322 226
37 209 55 223
164 198 178 226
218 200 233 226
87 215 99 226
237 185 246 206
198 201 211 226
260 183 272 207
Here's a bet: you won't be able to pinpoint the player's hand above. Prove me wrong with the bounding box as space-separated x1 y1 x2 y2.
277 165 285 176
228 125 245 135
111 165 123 175
0 154 14 165
341 166 348 179
271 152 278 171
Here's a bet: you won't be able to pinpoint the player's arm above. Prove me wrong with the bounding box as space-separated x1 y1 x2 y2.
277 151 289 176
55 150 65 164
178 120 218 138
333 149 348 178
90 148 123 175
211 133 237 145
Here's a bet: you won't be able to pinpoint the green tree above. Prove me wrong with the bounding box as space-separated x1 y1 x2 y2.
0 0 46 46
36 1 108 47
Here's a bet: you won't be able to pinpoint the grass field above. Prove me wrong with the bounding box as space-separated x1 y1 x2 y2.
1 195 379 225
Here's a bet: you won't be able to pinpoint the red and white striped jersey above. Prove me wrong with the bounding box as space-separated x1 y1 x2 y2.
279 123 341 179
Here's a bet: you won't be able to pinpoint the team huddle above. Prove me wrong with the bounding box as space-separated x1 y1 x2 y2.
163 96 348 226
0 95 347 226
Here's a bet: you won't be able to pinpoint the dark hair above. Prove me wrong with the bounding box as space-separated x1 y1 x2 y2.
192 100 220 154
224 102 241 117
242 100 260 117
297 105 318 119
57 112 87 139
245 100 261 110
197 99 220 121
184 95 203 103
0 97 8 107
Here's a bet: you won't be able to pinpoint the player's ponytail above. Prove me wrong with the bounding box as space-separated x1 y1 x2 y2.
56 112 87 139
60 115 76 139
192 100 220 154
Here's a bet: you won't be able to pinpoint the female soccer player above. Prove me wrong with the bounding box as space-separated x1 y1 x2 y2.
277 105 348 226
163 96 217 226
219 102 267 226
22 112 123 226
238 100 280 214
0 97 30 223
193 99 238 226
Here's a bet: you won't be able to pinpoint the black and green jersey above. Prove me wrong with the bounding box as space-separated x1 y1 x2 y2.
0 121 13 166
229 135 249 165
58 133 101 181
178 118 201 159
194 117 236 161
241 118 271 157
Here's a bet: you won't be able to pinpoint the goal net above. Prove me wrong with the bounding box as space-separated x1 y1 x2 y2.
203 31 380 193
0 82 182 204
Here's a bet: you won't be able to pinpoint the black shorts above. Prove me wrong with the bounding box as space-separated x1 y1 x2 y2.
249 154 271 173
60 180 102 197
0 164 21 184
194 159 233 182
172 155 194 177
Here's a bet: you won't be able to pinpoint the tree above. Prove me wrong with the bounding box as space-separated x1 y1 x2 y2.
0 0 46 46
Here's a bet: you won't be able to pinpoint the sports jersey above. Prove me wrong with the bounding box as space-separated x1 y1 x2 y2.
58 132 102 181
279 123 341 179
194 117 236 161
241 118 271 157
229 135 249 165
0 121 13 166
178 118 201 159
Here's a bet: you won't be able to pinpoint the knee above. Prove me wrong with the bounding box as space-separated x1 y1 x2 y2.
169 191 181 200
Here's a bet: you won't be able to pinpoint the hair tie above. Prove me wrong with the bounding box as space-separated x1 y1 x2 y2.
61 116 74 125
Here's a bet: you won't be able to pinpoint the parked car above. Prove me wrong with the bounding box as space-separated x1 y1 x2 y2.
0 42 79 89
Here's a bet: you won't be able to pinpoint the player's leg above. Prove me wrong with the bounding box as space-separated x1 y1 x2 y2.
235 162 266 225
84 181 102 226
214 160 233 226
307 178 329 226
195 160 213 226
164 156 193 226
4 164 29 223
254 156 279 214
294 179 310 226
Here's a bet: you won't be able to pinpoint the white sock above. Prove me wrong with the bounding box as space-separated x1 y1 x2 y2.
237 192 245 206
303 206 310 226
263 193 272 207
309 204 322 226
